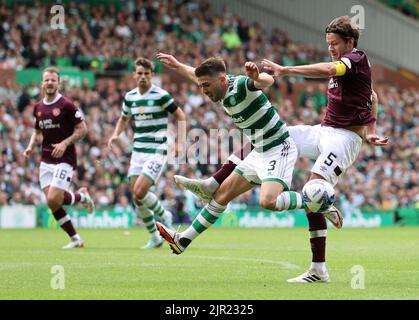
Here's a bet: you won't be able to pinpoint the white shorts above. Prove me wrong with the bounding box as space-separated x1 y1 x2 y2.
288 125 362 186
128 152 167 185
234 138 298 190
39 162 74 191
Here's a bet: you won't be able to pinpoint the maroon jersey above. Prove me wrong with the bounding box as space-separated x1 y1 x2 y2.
322 49 375 128
33 94 83 169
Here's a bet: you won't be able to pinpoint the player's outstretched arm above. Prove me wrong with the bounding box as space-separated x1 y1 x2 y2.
171 107 187 157
365 90 389 146
245 61 274 89
262 59 337 78
23 129 42 158
156 53 198 85
107 116 129 151
52 121 87 158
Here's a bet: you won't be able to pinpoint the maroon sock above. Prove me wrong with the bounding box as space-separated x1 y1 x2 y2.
52 207 77 237
306 209 327 262
213 161 237 185
63 191 82 205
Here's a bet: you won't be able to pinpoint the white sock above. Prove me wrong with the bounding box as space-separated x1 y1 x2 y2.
275 191 304 211
71 234 81 241
202 177 219 194
310 262 327 274
182 199 226 240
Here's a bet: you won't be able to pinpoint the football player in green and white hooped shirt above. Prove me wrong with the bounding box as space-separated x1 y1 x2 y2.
108 58 186 249
155 54 303 255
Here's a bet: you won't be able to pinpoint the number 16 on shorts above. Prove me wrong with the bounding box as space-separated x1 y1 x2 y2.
51 163 73 190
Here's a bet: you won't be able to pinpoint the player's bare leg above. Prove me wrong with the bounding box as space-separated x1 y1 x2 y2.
44 186 84 249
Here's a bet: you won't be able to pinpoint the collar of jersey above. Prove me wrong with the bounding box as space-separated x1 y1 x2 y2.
137 84 154 97
43 93 62 105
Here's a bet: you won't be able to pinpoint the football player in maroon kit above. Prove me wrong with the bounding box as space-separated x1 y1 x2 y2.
23 67 95 249
261 15 388 283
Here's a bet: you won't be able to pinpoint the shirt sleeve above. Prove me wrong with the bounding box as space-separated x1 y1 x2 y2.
68 101 84 126
340 51 362 76
160 93 175 110
166 102 179 113
121 97 132 118
33 105 40 129
245 77 259 91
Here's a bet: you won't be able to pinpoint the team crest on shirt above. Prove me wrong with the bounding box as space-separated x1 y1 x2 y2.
52 108 61 117
229 96 236 106
148 100 153 106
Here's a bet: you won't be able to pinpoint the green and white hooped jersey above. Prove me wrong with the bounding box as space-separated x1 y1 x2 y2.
222 75 289 152
122 85 173 155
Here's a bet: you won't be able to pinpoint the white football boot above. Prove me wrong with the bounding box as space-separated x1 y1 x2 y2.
141 235 163 249
287 269 330 283
173 175 212 204
62 239 85 249
78 187 95 214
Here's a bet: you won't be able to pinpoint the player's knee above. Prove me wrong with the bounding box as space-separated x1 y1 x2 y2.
260 195 277 211
46 196 61 211
133 187 148 201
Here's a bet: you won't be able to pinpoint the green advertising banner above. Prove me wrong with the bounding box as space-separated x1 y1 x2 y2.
32 205 414 229
37 206 135 229
16 68 95 88
193 208 395 228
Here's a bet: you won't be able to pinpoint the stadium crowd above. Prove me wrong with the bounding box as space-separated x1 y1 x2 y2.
0 0 417 217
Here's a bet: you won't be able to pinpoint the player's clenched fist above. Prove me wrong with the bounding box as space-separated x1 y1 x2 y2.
245 61 260 81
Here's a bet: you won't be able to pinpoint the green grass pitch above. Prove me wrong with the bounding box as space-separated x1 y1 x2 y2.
0 227 418 299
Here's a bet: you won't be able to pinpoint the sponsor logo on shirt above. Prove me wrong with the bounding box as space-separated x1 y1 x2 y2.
136 114 153 120
328 78 338 89
39 119 60 129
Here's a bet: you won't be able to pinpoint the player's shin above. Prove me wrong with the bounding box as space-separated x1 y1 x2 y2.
136 205 159 236
52 207 79 239
306 209 328 274
141 191 166 219
181 199 227 242
275 191 304 211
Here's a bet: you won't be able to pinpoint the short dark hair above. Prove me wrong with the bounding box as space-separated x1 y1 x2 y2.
195 57 226 77
42 67 60 80
135 57 154 71
325 15 360 47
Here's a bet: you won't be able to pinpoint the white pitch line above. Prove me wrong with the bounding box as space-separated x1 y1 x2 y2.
184 255 302 270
